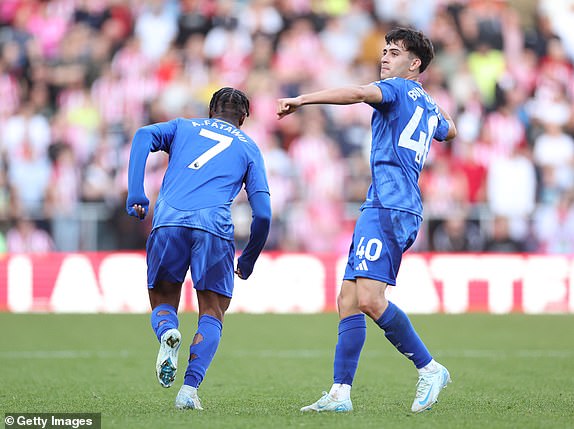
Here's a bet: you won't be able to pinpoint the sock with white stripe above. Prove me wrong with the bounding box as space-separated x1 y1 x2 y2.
376 301 432 369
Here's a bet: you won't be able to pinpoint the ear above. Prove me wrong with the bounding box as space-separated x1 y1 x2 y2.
410 57 421 72
238 114 246 127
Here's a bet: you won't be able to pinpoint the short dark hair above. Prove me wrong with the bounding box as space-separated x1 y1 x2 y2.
385 27 434 73
209 87 250 123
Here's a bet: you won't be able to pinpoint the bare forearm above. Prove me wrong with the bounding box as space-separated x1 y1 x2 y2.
298 86 373 106
277 84 381 119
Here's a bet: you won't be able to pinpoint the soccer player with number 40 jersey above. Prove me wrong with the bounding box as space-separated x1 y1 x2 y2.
127 88 271 410
278 27 457 413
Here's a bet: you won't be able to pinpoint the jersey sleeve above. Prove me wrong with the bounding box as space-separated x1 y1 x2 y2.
433 110 450 142
145 119 179 153
243 145 270 197
370 79 400 107
236 191 271 279
125 119 179 217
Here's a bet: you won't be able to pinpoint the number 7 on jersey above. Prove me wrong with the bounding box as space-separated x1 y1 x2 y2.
188 128 233 169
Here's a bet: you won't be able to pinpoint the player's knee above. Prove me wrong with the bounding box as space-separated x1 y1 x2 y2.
211 308 226 321
336 293 344 310
337 293 358 315
356 299 373 317
357 296 387 319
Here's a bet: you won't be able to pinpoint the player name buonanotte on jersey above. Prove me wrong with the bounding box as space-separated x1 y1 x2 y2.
407 85 435 105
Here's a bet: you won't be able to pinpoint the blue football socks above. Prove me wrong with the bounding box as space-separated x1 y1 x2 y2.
333 313 367 385
150 304 179 342
376 301 432 369
184 315 223 388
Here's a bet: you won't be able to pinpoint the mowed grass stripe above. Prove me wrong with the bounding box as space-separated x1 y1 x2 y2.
0 313 572 429
2 348 574 359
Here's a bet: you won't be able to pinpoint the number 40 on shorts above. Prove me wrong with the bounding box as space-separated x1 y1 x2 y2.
356 237 383 261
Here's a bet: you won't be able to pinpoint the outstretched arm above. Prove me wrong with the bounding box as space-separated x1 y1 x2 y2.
277 84 382 119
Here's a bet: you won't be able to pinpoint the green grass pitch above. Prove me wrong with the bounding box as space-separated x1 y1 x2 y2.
1 313 573 429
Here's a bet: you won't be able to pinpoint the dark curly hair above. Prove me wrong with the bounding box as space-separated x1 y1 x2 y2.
385 27 435 73
209 87 250 124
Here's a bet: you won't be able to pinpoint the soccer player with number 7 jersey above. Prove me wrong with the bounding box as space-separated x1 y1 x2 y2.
277 27 457 413
126 88 271 410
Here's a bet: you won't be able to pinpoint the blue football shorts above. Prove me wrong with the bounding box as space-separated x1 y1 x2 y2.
343 207 421 285
146 226 235 298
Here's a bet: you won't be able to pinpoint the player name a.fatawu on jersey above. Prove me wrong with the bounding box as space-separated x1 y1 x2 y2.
190 119 248 142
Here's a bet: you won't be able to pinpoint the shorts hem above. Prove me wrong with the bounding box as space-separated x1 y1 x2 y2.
344 273 396 286
193 285 233 298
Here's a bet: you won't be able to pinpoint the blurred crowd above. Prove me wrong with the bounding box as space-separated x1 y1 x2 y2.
0 0 573 255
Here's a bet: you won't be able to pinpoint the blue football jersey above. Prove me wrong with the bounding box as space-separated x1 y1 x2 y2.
145 117 269 239
363 78 450 217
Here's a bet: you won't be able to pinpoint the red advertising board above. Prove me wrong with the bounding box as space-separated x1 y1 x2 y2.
0 252 572 313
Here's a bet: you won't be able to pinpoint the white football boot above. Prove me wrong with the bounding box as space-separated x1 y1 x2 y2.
175 385 204 410
411 362 451 413
156 328 181 388
300 392 353 413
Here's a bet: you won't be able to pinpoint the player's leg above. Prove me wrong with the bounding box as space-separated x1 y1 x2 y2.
301 230 367 413
333 279 366 398
365 279 450 412
359 208 450 412
300 280 364 413
149 280 183 388
149 279 182 341
176 229 234 410
357 277 433 368
147 227 193 388
176 291 230 410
